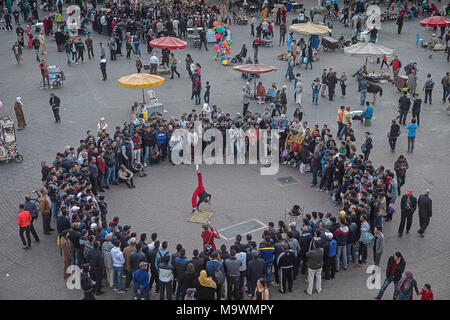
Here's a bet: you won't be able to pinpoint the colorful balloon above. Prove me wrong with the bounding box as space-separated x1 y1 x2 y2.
0 101 3 108
213 44 219 50
229 40 232 45
219 42 223 47
221 27 226 33
223 60 228 65
215 33 221 39
216 25 221 31
223 41 228 47
213 21 219 27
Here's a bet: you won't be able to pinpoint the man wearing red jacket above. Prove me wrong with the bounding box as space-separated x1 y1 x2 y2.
96 149 106 193
390 55 402 85
333 218 349 272
17 204 32 249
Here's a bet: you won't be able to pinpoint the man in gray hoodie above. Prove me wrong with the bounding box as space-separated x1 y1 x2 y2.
305 241 324 295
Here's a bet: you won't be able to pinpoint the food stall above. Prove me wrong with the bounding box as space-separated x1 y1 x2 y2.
0 116 23 164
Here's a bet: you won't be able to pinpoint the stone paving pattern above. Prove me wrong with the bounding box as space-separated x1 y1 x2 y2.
0 1 449 300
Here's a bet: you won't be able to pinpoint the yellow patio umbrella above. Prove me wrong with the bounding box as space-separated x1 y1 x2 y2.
118 73 165 103
289 23 331 35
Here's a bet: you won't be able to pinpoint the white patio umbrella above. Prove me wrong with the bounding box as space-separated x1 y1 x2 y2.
344 41 394 66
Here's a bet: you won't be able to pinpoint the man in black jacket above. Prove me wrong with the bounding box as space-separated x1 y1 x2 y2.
398 91 411 126
398 189 417 237
375 252 406 300
327 69 337 101
388 119 401 152
86 240 104 295
49 93 61 123
277 243 295 294
147 240 160 293
417 189 432 237
247 250 265 298
142 126 155 166
299 227 312 275
57 209 71 236
104 147 117 188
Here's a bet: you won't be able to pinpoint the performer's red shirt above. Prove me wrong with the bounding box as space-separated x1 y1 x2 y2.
201 230 218 252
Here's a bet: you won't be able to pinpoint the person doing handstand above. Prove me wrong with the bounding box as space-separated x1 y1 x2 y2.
191 165 211 213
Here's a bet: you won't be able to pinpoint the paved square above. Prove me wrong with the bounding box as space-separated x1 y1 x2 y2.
0 0 449 301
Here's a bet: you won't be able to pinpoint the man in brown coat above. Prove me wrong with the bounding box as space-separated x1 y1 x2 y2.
123 238 137 289
39 188 53 234
61 230 74 280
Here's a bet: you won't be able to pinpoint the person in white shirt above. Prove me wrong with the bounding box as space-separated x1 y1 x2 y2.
234 245 247 299
202 103 211 118
149 53 159 74
168 131 183 165
111 240 126 293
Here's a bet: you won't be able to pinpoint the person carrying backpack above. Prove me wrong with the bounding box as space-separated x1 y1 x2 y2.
423 73 435 104
205 251 225 300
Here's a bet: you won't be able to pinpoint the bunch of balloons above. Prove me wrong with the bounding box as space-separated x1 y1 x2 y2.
212 21 232 66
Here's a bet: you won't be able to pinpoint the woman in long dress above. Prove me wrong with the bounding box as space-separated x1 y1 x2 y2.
39 31 47 55
14 97 26 130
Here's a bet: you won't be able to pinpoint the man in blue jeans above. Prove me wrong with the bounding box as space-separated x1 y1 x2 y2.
375 252 406 300
111 240 126 294
104 147 117 188
258 236 275 287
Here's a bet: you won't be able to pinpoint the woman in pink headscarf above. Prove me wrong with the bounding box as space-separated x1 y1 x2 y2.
397 270 419 300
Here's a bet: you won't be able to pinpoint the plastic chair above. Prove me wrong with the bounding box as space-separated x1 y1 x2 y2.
416 33 423 46
146 90 158 105
364 118 372 126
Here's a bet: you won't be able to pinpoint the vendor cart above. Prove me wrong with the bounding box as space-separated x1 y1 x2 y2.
0 116 24 164
321 36 339 51
395 75 408 92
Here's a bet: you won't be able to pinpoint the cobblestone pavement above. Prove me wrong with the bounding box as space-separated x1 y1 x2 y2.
0 2 449 300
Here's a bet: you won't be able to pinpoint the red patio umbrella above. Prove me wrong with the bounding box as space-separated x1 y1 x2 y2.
150 37 187 50
233 64 278 95
420 16 450 28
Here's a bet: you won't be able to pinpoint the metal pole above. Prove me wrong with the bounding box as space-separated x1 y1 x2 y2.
142 88 145 104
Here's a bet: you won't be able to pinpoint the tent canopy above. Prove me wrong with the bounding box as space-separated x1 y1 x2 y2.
344 41 394 58
289 23 332 35
420 16 450 28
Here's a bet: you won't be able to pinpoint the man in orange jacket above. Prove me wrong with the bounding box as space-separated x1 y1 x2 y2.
18 204 32 249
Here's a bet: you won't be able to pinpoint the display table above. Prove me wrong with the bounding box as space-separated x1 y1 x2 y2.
146 102 165 118
206 29 216 43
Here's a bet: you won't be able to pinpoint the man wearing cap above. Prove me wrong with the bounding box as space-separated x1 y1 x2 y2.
133 261 150 300
398 189 417 237
417 189 432 237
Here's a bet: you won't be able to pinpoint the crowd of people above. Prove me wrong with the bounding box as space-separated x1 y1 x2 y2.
9 0 446 302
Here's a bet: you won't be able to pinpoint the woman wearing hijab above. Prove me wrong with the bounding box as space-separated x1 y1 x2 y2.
397 270 419 300
193 270 216 300
14 97 26 130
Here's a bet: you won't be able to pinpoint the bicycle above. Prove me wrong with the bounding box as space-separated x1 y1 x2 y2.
30 189 42 206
